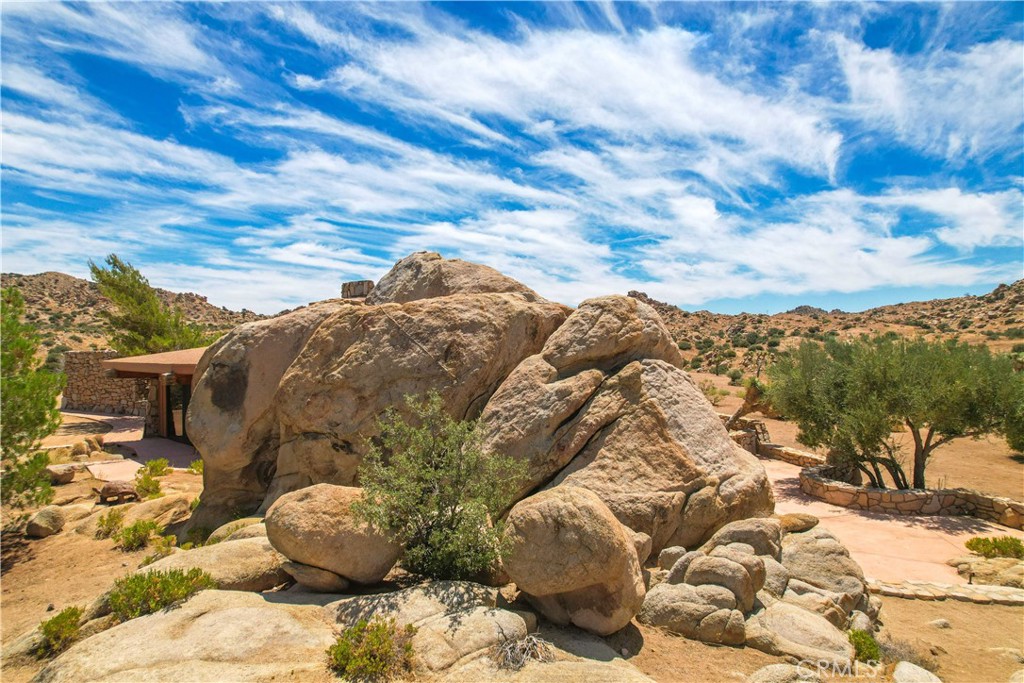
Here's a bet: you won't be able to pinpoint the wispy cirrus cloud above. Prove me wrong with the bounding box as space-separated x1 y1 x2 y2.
1 2 1020 314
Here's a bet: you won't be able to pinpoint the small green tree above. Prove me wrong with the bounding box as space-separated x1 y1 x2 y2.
1 287 64 506
353 392 526 581
768 336 1024 489
88 254 214 355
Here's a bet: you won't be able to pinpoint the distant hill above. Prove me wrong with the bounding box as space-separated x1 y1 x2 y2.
629 280 1024 373
1 271 265 363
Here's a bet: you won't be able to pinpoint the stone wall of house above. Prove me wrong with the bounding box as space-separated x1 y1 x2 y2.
63 350 150 416
799 464 1024 530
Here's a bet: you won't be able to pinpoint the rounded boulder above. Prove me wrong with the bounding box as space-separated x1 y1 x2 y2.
265 484 400 585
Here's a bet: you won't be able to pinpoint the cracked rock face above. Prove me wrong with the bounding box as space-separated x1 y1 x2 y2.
480 295 774 552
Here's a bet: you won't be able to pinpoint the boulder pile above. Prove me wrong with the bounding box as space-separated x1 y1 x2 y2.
31 252 878 682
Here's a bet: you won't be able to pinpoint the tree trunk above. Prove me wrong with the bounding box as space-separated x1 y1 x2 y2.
912 447 928 489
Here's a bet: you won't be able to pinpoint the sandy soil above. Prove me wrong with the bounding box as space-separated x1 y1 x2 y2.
694 372 1024 501
39 414 111 448
1 471 203 649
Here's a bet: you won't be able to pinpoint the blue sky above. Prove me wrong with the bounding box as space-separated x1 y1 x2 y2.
2 2 1022 314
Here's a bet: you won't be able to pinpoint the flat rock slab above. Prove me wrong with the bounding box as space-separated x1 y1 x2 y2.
86 460 141 482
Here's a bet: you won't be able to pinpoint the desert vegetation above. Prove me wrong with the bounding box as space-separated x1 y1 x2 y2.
767 336 1023 489
353 391 526 581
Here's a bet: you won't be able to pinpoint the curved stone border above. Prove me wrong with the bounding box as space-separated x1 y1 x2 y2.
866 578 1024 606
799 465 1024 530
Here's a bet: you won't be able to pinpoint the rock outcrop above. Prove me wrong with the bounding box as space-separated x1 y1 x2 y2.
187 255 568 529
34 591 335 683
481 295 773 552
503 487 645 636
141 537 289 592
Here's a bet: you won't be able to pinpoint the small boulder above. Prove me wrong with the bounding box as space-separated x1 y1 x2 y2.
224 522 267 541
637 582 744 645
46 464 76 485
282 561 349 593
141 537 289 592
683 554 761 613
776 513 819 534
665 551 703 585
928 618 951 629
849 610 873 633
781 528 865 610
745 601 854 665
26 506 66 538
658 546 687 570
701 517 782 560
892 661 942 683
503 487 645 636
207 517 263 544
413 606 528 673
265 484 401 585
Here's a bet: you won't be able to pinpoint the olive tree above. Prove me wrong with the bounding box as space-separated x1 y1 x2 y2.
768 336 1023 490
1 287 64 506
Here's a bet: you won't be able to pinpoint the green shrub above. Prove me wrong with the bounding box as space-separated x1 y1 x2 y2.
95 508 125 539
965 536 1024 559
186 526 211 546
327 617 415 681
140 534 177 567
141 458 170 477
108 568 216 621
677 340 693 351
116 520 162 551
1012 343 1024 354
353 391 526 581
848 629 880 662
726 369 744 386
37 606 83 657
187 459 204 475
697 379 729 407
134 471 162 499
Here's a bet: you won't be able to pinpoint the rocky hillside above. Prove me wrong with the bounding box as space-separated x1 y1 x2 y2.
630 279 1024 373
1 271 264 363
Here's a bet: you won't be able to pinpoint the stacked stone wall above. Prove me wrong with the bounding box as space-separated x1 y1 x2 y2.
756 443 826 467
799 464 1024 530
63 350 150 416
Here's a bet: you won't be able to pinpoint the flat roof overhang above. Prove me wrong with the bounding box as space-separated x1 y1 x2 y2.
100 347 207 379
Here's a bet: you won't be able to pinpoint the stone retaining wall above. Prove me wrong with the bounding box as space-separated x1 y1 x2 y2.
63 350 150 417
756 443 826 467
800 464 1024 530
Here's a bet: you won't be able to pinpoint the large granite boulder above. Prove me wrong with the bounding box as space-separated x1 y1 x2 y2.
265 484 401 585
745 601 854 665
503 487 645 636
365 251 544 305
481 296 773 552
33 590 335 682
187 300 348 527
187 255 567 528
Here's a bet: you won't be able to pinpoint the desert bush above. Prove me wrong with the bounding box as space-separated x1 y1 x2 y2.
878 635 938 672
36 606 83 657
848 629 880 662
116 520 162 551
187 459 204 475
108 568 216 621
354 391 526 581
141 458 170 477
134 471 162 499
697 379 728 407
726 369 743 386
677 340 693 350
140 534 177 567
965 536 1024 559
492 634 555 671
327 617 415 681
95 508 125 539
